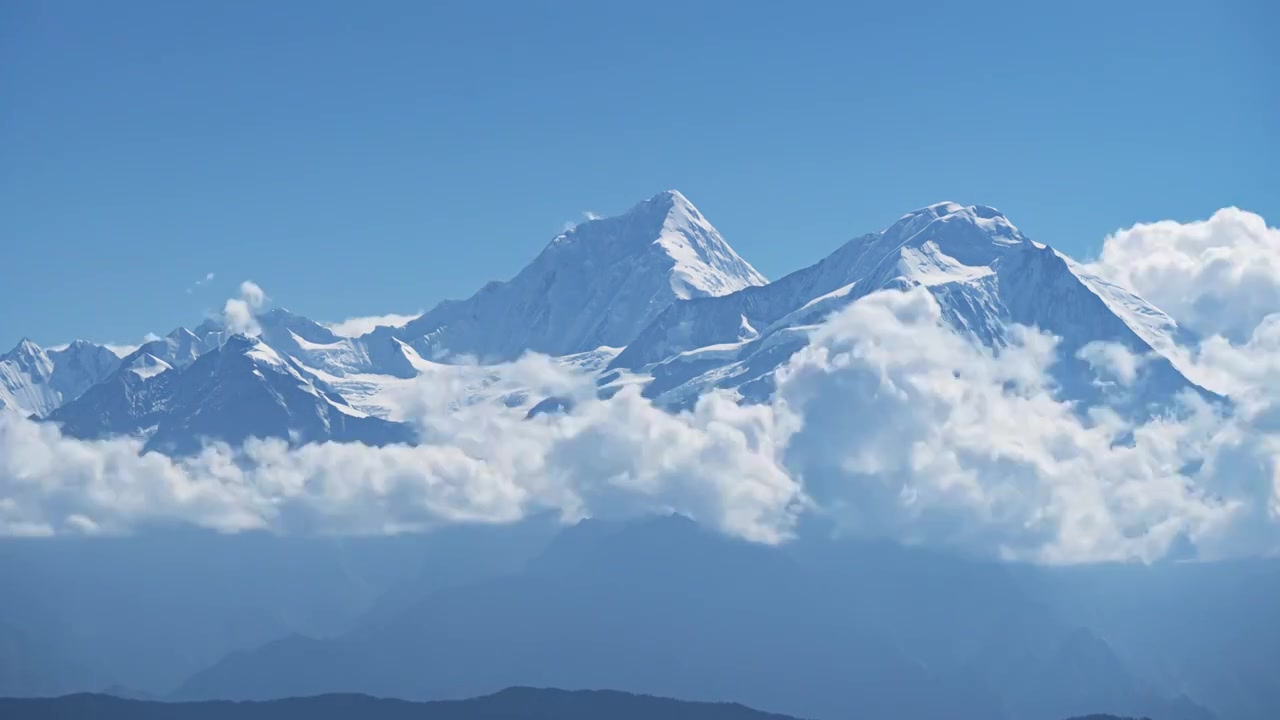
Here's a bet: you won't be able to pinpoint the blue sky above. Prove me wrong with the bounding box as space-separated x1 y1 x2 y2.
2 0 1275 350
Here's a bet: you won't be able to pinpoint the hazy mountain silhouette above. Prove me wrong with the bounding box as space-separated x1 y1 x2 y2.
6 515 1277 719
174 515 1220 720
0 519 561 694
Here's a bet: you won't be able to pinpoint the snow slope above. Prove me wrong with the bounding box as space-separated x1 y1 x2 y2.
383 190 767 362
49 334 414 454
18 195 1212 452
611 202 1206 412
0 339 121 417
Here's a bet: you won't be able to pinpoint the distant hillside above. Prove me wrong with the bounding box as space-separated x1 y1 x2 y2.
0 688 1154 720
0 687 800 720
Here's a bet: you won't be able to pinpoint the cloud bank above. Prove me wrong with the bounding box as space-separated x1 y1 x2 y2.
0 355 802 543
1088 208 1280 342
2 209 1277 563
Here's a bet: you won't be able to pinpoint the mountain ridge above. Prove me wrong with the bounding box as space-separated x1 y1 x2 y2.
6 192 1212 450
607 200 1206 411
380 190 768 362
48 333 414 453
0 688 1152 720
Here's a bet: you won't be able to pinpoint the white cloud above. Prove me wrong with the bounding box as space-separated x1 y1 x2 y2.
222 281 267 336
1088 208 1280 342
103 333 160 358
325 312 423 338
561 211 603 233
0 353 803 543
1076 341 1146 386
3 213 1279 564
104 344 142 359
773 288 1276 563
1176 313 1280 403
5 287 1275 563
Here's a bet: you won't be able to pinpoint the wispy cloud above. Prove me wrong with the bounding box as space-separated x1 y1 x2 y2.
561 211 604 233
186 272 216 294
325 312 423 338
222 281 267 335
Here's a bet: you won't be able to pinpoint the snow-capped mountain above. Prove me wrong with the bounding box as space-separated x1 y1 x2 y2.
16 193 1212 452
610 202 1203 411
381 190 768 362
0 339 121 417
49 334 414 454
130 327 209 368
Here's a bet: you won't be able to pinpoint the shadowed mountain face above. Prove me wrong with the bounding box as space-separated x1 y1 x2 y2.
0 339 120 417
47 334 415 453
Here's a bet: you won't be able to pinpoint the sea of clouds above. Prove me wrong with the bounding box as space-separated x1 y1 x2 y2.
2 208 1277 563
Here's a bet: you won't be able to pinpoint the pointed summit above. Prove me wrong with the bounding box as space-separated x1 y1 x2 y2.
390 190 767 361
548 189 765 298
2 338 119 417
129 326 207 369
2 338 47 364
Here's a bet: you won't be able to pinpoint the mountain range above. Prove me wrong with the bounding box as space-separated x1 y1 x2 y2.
5 514 1271 720
1 190 1209 452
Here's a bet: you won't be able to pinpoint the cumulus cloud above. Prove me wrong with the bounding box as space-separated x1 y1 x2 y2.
222 281 267 336
5 286 1275 562
0 353 803 542
2 212 1278 564
1088 208 1280 341
325 312 423 338
775 288 1276 563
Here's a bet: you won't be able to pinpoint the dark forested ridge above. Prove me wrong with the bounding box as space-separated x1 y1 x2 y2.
0 688 795 720
0 688 1152 720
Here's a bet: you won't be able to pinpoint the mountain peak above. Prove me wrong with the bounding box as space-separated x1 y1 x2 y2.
556 188 767 297
392 190 766 361
896 201 1007 220
644 188 703 224
4 337 45 361
123 352 173 380
220 333 260 353
882 201 1026 259
550 189 701 247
